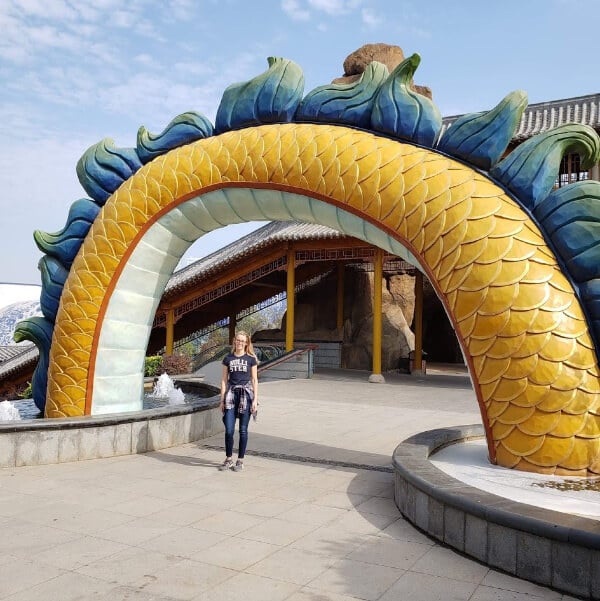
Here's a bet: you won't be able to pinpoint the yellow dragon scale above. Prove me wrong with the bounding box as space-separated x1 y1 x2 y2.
47 123 600 475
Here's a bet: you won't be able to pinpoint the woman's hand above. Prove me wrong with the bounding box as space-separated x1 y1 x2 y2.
219 398 225 413
251 400 258 414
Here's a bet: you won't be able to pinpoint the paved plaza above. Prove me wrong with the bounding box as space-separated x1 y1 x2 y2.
0 369 581 600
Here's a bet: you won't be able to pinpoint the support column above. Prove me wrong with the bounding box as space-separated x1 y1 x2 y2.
336 262 345 331
228 314 236 343
369 249 385 383
165 308 174 356
412 269 425 375
285 248 295 352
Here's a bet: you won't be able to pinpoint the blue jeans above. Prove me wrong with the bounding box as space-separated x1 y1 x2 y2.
223 395 252 458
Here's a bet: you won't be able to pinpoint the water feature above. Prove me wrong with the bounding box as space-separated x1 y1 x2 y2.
0 400 21 421
6 374 218 421
150 373 186 405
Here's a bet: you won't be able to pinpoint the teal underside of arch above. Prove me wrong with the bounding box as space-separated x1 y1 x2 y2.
92 187 420 415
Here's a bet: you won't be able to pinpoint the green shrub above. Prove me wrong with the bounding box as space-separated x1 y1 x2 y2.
145 355 162 377
18 381 33 399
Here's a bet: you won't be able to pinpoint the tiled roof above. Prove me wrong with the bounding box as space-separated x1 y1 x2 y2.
0 344 37 379
164 221 343 298
0 345 32 363
441 93 600 139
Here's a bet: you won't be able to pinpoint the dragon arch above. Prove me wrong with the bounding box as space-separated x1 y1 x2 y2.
16 54 600 476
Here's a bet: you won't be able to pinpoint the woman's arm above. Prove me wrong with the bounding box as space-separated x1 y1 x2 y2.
251 363 258 413
220 364 228 412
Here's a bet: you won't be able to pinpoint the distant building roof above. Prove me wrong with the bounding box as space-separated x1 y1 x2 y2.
164 221 343 299
0 345 31 363
0 344 37 379
441 93 600 139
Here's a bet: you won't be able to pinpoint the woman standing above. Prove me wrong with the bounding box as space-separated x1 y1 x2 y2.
219 330 258 471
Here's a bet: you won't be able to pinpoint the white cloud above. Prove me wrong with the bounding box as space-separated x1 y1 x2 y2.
361 7 382 29
307 0 362 15
166 0 196 20
135 53 155 67
173 61 214 77
111 9 137 28
6 0 79 21
281 0 311 21
282 0 364 22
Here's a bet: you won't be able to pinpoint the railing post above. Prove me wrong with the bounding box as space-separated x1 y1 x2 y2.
165 309 174 355
413 270 424 374
286 247 295 352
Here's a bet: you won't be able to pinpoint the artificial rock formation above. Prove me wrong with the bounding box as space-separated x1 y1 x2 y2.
256 267 417 372
332 42 433 99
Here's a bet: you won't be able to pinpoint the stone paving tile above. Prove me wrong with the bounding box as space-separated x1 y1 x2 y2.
379 571 478 601
470 586 558 600
328 509 397 536
190 488 259 510
286 587 365 601
0 552 17 567
346 536 432 570
267 481 330 502
410 544 490 584
0 471 60 496
3 571 113 601
246 546 337 585
137 558 236 600
376 517 436 545
53 507 139 536
44 483 141 510
307 557 404 601
151 500 223 526
0 518 81 558
0 557 65 598
233 495 301 518
108 493 179 517
0 491 49 518
333 474 393 497
76 546 184 587
193 571 299 601
480 571 563 599
96 515 179 545
89 584 184 600
290 525 368 559
313 491 371 511
29 534 129 571
277 501 348 527
296 471 364 491
236 516 320 546
354 496 401 517
194 535 279 571
190 509 266 536
145 501 222 526
137 525 226 559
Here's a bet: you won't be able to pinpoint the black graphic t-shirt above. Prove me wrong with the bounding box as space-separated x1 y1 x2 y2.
222 353 257 387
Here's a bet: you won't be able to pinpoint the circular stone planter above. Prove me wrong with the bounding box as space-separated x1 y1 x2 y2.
392 425 600 599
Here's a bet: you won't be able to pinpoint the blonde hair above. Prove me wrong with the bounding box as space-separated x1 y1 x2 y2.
231 330 256 357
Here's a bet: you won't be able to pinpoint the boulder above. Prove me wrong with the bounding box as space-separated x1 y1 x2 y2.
332 42 433 100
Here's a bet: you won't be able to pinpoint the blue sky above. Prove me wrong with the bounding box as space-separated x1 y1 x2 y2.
1 0 598 285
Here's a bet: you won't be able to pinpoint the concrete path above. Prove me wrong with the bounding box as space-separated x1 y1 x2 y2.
0 369 579 600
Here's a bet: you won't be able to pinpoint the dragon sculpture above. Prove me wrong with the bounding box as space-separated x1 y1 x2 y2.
15 53 600 476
